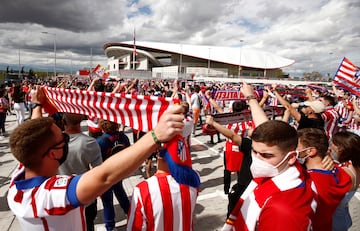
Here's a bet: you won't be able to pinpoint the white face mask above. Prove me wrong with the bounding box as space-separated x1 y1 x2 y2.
296 147 312 165
330 150 339 163
250 151 292 178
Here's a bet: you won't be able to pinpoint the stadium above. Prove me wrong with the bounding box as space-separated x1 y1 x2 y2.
103 41 295 81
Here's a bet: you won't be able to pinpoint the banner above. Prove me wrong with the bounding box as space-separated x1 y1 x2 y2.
213 106 285 125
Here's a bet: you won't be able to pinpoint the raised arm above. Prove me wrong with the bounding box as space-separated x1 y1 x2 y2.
76 105 185 204
205 89 224 114
205 115 242 145
271 85 301 121
30 85 46 119
241 82 268 127
87 77 100 91
258 89 269 107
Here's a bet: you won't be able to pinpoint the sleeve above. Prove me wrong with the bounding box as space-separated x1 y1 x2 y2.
127 186 146 231
67 175 83 207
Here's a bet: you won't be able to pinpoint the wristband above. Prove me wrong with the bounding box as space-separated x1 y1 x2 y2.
151 129 161 145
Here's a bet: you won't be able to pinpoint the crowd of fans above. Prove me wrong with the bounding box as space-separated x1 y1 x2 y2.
3 76 360 231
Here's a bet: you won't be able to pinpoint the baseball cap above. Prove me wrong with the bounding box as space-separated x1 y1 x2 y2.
304 100 325 113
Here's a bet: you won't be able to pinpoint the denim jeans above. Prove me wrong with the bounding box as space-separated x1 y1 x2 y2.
101 180 130 230
332 191 355 231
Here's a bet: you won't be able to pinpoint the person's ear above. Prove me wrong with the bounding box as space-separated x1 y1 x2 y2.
288 151 297 165
307 148 317 157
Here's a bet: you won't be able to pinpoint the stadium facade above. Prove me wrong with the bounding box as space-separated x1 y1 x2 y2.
103 41 295 80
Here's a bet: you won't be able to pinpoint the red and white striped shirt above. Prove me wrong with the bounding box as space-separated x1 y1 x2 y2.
87 116 102 134
7 164 86 231
224 121 253 172
127 172 198 231
223 163 317 231
225 121 253 142
335 99 353 121
321 106 340 139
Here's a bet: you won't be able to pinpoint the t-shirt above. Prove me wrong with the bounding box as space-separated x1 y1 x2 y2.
297 112 324 130
7 164 85 231
309 167 352 231
127 172 198 231
58 133 103 175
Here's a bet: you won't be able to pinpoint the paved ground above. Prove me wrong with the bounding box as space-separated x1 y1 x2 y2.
0 113 359 230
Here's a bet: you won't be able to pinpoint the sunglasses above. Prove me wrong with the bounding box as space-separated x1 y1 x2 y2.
41 132 70 158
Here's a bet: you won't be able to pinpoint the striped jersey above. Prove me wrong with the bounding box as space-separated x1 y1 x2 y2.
127 172 198 231
7 164 85 231
309 167 352 231
223 163 317 231
225 121 253 143
321 106 340 139
224 121 253 172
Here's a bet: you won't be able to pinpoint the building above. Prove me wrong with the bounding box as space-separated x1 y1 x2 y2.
103 41 295 80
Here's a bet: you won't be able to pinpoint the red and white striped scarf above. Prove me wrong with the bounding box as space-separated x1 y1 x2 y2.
222 164 316 231
42 87 175 132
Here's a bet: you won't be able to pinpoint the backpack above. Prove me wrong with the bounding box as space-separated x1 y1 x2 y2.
100 132 129 160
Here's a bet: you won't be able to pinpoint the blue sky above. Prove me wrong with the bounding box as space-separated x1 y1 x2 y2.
0 0 359 78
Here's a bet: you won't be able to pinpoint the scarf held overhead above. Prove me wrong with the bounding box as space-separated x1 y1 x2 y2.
42 87 174 132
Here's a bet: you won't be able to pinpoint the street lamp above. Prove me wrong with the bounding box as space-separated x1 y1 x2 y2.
328 52 334 79
238 39 244 77
41 31 57 77
208 47 211 76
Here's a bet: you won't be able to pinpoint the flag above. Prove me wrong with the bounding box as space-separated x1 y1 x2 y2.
42 87 174 132
90 64 109 79
333 57 360 97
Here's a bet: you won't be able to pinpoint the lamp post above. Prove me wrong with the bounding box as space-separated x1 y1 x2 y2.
18 48 21 79
41 32 57 77
238 39 244 78
328 52 334 80
179 44 183 75
208 47 211 76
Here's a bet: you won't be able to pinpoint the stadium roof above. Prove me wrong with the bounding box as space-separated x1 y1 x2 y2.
103 41 295 69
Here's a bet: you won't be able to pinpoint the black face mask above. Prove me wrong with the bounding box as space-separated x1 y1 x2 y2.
55 142 69 165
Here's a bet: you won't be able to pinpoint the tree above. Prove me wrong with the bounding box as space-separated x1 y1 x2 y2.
28 69 35 78
303 71 323 81
275 69 285 78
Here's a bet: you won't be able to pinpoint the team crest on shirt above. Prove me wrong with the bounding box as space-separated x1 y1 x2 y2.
54 177 69 188
177 139 187 162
